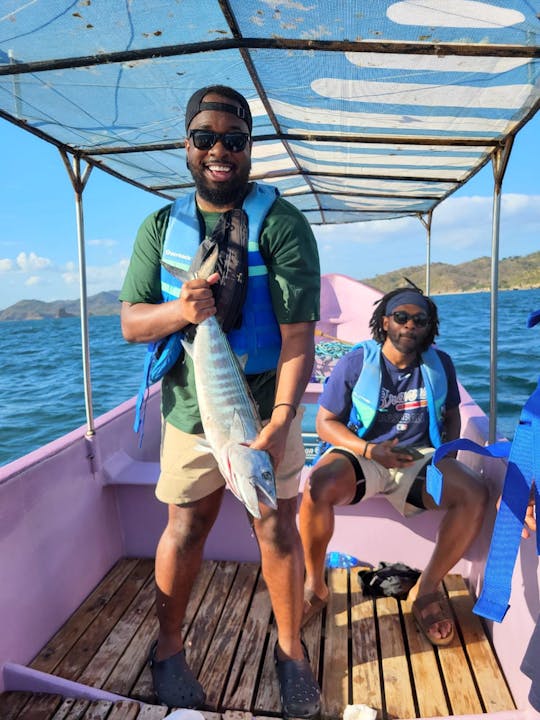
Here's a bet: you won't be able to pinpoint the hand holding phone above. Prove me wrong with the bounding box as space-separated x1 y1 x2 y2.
390 445 424 461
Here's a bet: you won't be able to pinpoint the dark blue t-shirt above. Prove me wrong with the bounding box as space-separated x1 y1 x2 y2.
319 345 460 446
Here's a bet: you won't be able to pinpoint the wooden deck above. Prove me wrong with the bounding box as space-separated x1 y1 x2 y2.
1 558 515 720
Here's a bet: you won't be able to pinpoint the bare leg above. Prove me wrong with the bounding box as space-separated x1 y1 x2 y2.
410 458 489 641
254 497 305 660
299 453 358 604
255 496 321 719
154 487 224 660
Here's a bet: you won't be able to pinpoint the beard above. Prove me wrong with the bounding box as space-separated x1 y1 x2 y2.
189 161 251 207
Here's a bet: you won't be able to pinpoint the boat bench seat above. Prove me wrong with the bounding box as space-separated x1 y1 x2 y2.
101 450 160 486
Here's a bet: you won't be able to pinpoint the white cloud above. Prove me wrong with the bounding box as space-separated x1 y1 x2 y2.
16 251 52 272
314 193 540 279
85 261 126 291
61 270 79 285
0 254 127 310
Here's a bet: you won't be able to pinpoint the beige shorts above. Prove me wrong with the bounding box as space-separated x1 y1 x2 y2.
156 407 306 505
321 445 435 517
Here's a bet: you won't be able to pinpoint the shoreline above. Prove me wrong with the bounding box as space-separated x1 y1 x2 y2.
361 284 540 298
1 285 539 320
430 286 540 297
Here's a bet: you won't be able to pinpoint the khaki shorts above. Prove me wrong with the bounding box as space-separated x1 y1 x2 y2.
156 407 306 505
321 445 435 517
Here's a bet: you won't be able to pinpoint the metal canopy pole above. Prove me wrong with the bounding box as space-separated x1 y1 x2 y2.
418 211 433 294
488 137 514 444
59 151 95 436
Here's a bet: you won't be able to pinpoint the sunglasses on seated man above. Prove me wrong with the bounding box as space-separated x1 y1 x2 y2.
389 310 430 328
188 129 250 153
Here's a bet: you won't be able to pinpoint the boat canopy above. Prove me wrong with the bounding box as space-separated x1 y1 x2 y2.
1 1 539 225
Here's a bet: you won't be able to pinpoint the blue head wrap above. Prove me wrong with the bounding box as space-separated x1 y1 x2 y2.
385 290 430 315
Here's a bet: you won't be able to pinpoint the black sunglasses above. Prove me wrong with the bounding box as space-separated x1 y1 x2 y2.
389 310 430 328
189 129 250 153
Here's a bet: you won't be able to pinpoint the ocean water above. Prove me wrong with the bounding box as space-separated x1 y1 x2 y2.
1 288 539 467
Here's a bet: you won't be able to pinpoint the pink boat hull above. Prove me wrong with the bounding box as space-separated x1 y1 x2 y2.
1 274 538 717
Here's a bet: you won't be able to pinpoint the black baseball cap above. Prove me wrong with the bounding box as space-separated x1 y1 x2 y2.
184 85 253 133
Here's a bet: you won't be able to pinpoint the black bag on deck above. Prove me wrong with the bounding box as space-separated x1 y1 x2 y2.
358 561 421 599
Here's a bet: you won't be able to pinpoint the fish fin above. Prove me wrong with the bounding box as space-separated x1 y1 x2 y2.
161 260 192 282
193 243 219 279
194 438 212 453
161 239 218 283
229 409 249 443
164 239 219 282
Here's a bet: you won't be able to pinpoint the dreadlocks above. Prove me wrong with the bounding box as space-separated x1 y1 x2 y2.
369 285 439 352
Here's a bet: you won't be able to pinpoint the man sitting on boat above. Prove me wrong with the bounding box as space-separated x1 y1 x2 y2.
299 286 489 646
120 85 321 717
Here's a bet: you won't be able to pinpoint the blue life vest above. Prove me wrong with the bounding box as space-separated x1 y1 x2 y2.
349 339 447 447
160 182 282 373
134 182 281 438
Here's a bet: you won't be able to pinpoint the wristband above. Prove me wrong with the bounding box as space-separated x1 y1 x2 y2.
362 442 371 458
272 402 297 419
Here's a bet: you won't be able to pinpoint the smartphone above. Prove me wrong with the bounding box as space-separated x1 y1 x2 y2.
390 445 424 461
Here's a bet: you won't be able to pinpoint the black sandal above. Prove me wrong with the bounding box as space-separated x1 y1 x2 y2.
149 641 206 708
274 640 321 719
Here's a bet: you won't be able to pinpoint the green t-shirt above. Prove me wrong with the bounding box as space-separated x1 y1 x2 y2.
120 192 320 433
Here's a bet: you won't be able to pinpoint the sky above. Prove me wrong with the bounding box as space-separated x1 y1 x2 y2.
0 112 539 312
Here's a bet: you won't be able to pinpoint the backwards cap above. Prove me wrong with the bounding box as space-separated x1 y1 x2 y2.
185 85 253 133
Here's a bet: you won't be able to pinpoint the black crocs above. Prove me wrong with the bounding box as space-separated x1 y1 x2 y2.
274 640 321 719
149 642 206 708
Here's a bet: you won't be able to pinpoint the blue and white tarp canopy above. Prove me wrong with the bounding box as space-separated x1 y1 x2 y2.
1 0 539 224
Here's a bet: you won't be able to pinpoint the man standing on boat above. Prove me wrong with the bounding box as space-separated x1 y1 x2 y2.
120 86 321 717
299 286 489 646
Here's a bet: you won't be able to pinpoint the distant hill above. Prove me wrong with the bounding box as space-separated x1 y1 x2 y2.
362 251 540 295
1 251 539 321
0 291 120 322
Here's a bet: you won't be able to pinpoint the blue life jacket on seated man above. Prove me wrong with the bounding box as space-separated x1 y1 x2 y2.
348 339 448 448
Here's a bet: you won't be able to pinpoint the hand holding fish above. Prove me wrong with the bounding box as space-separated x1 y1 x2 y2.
250 420 290 471
178 272 220 326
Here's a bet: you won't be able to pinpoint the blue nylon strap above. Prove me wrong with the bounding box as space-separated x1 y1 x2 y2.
133 339 159 445
424 383 540 622
426 307 540 622
426 438 510 505
474 378 540 621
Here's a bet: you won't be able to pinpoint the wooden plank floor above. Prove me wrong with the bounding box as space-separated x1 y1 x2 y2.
1 559 516 720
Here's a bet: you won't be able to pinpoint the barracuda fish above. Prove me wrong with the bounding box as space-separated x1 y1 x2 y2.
162 257 277 519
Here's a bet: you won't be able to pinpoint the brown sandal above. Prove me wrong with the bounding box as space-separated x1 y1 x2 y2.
412 590 455 647
302 590 328 628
